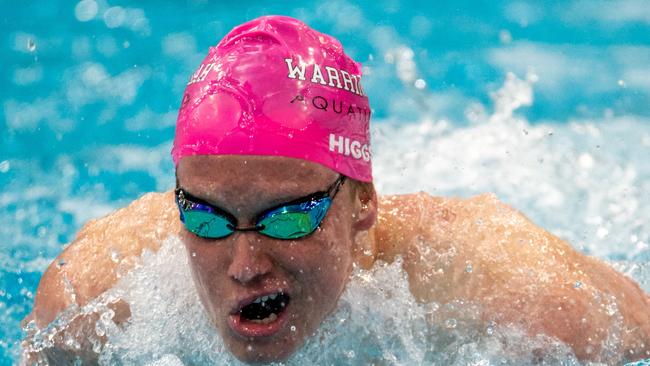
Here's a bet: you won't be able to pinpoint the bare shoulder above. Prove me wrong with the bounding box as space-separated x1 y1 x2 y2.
376 192 650 362
377 192 583 295
29 190 179 327
374 192 530 260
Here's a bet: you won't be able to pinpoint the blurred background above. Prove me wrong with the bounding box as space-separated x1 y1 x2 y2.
2 1 650 364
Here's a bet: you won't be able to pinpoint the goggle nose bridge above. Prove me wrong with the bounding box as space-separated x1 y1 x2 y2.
226 224 266 232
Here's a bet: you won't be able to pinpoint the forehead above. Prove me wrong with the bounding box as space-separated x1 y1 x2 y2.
176 155 339 207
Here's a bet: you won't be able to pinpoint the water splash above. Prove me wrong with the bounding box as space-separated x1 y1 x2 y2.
21 235 595 365
489 71 538 123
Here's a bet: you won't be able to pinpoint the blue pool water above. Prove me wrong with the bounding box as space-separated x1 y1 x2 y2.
3 1 650 365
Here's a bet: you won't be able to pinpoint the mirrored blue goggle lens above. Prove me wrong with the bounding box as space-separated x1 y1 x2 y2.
180 209 233 239
258 197 332 239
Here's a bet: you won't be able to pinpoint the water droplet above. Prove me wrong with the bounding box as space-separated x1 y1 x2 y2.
57 259 66 268
64 333 77 347
486 324 495 336
465 263 473 273
246 344 253 351
574 280 582 289
191 252 197 257
27 38 36 52
414 79 426 89
290 325 296 332
103 6 126 28
618 79 626 87
0 160 10 173
75 0 98 22
498 29 512 44
110 249 120 263
445 318 457 329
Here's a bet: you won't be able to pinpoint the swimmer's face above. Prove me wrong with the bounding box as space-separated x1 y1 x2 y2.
176 155 376 363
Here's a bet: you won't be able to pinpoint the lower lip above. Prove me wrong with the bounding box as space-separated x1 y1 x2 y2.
228 306 289 338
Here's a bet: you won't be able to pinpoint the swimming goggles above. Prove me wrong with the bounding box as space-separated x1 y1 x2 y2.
175 176 346 240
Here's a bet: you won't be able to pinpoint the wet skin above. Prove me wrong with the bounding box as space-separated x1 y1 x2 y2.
176 155 377 363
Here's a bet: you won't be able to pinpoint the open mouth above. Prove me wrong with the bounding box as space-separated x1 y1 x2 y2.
229 292 292 337
240 292 290 324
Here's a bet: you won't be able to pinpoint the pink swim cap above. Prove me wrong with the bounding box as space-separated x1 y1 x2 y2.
172 15 372 182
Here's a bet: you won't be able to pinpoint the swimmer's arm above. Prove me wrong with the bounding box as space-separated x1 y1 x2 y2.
374 192 650 363
23 191 179 360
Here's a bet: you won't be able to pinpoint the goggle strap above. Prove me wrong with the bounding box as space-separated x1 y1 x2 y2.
328 176 346 198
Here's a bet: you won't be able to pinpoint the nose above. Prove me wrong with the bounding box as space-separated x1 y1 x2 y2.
227 233 273 284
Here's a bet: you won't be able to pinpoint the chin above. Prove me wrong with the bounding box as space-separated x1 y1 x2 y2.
224 335 300 364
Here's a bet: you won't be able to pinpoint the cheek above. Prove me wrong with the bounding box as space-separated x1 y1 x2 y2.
181 233 229 307
278 230 354 296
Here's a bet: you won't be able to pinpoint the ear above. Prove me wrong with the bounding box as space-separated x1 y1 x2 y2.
352 182 377 231
350 182 378 269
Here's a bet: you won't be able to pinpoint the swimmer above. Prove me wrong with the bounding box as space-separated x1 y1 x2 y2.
24 16 650 365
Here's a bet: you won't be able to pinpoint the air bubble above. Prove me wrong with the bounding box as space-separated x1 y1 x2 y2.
573 280 582 289
290 325 296 332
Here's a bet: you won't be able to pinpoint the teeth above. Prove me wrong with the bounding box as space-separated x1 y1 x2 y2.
249 292 284 307
249 312 278 324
